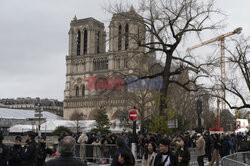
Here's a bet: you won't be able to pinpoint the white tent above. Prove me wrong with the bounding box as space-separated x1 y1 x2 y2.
9 119 137 133
40 120 96 133
235 128 248 134
0 108 62 120
9 124 36 133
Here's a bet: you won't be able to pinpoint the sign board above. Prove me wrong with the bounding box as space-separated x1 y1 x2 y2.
129 109 138 121
196 100 202 114
235 119 248 133
168 119 178 128
34 113 43 118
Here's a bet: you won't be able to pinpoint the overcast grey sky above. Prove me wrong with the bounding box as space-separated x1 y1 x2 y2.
0 0 249 101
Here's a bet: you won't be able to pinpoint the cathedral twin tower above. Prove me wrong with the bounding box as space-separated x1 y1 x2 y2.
64 7 148 120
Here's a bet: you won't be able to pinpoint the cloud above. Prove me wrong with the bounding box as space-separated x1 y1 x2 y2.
0 0 249 101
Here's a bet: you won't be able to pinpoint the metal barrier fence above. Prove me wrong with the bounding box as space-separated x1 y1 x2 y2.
189 148 198 166
79 144 117 164
221 152 250 166
73 144 199 165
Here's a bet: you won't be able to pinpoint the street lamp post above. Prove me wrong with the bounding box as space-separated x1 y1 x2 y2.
35 103 43 137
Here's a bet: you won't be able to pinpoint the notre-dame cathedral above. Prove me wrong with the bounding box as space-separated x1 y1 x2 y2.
63 7 153 120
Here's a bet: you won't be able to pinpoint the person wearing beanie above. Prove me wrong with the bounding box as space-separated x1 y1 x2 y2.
0 132 9 166
21 131 38 166
9 136 23 166
154 139 178 166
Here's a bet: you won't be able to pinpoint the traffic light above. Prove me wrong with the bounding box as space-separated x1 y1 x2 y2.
196 100 203 114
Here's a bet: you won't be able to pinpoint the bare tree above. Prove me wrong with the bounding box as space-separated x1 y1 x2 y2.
107 0 224 115
70 111 85 134
212 37 250 109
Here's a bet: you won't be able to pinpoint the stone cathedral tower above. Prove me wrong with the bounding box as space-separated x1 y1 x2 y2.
64 8 149 120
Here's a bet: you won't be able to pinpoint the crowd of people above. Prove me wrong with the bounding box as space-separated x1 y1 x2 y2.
0 130 250 166
73 130 250 166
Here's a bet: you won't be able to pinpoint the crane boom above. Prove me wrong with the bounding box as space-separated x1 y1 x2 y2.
187 27 242 131
187 27 242 51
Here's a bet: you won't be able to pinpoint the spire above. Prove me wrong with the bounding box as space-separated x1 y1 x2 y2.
73 14 77 21
130 5 135 12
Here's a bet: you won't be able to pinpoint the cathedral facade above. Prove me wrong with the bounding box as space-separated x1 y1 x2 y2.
63 8 150 120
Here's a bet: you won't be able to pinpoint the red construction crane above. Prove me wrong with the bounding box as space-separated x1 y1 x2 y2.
187 27 242 131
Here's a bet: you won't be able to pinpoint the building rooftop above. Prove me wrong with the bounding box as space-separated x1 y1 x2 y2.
71 17 104 27
0 108 63 120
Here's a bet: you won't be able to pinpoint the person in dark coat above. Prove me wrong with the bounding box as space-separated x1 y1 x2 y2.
204 131 213 162
21 131 38 166
118 151 134 166
45 136 86 166
0 132 9 166
9 136 22 166
220 136 230 158
111 136 135 166
209 134 220 166
109 134 117 158
37 135 53 166
175 138 190 166
230 134 238 153
154 139 178 166
86 133 95 162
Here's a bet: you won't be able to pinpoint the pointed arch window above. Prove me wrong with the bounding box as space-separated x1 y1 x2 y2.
97 31 100 53
125 24 129 50
118 25 122 51
76 86 79 97
83 30 88 55
82 85 85 96
77 31 81 56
